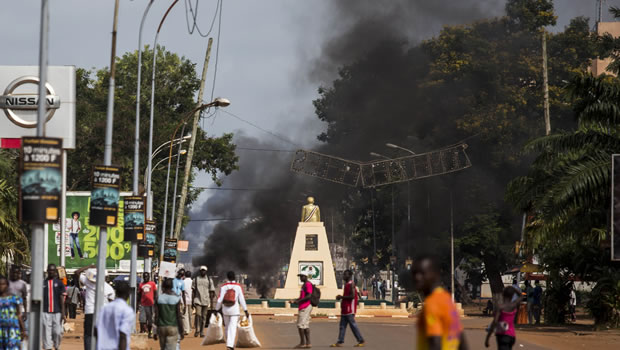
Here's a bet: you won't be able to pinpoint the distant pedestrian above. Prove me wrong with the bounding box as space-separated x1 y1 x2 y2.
569 284 577 322
65 279 80 320
69 211 84 259
192 266 215 338
413 257 467 350
182 270 193 336
216 271 249 350
8 266 28 323
74 265 115 350
0 274 27 349
290 270 313 349
154 278 184 350
172 269 187 311
380 279 386 300
42 264 66 350
138 272 157 337
95 282 135 350
525 281 535 324
485 286 520 350
532 281 542 324
331 270 364 347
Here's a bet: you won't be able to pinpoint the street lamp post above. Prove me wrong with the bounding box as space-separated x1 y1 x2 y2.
386 143 415 257
159 98 230 264
131 0 154 310
168 123 186 239
369 151 398 303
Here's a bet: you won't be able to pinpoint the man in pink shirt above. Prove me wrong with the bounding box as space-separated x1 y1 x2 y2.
290 271 313 348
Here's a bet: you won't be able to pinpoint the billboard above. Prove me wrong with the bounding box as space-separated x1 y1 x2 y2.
49 192 139 269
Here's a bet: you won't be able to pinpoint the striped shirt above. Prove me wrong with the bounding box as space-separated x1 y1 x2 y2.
43 278 66 313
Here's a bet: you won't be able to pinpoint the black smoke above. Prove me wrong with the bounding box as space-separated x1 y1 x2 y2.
191 0 530 290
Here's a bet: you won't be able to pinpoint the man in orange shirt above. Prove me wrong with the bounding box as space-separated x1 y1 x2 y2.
413 257 468 350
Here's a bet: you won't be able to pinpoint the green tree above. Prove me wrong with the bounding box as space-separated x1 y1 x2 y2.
68 46 238 246
313 3 596 299
0 149 29 272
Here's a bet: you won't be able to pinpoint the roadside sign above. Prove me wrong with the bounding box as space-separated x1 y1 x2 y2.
89 165 120 226
19 137 62 223
123 197 145 241
163 239 177 263
139 220 156 258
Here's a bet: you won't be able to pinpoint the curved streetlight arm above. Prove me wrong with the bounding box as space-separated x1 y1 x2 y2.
386 143 416 155
152 137 188 160
144 152 184 191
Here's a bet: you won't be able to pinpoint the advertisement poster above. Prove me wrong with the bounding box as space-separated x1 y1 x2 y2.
299 261 323 285
163 239 177 263
49 192 136 269
139 220 156 258
123 197 145 241
19 137 62 223
89 165 120 226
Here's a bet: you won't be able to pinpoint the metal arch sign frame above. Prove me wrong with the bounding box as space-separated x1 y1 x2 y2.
0 76 60 128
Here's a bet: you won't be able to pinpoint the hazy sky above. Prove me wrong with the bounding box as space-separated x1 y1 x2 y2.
1 0 617 261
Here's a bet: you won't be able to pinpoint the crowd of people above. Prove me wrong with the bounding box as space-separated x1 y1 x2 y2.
0 258 582 350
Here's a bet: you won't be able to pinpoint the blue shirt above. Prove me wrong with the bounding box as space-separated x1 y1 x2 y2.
96 298 135 350
172 278 185 297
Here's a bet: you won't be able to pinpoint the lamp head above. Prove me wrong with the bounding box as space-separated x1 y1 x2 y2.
212 97 230 107
183 133 192 140
179 149 187 155
386 143 398 149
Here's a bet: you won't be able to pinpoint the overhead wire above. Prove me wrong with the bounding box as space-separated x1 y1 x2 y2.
183 0 220 37
220 109 301 147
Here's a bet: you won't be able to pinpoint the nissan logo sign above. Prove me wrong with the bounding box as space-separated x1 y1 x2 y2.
0 76 61 128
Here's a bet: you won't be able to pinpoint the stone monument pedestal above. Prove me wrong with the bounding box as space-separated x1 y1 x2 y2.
274 222 340 300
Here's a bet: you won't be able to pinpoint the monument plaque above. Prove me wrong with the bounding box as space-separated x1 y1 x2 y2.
305 234 318 251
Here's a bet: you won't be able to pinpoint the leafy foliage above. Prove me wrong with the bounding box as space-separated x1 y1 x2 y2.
68 46 239 241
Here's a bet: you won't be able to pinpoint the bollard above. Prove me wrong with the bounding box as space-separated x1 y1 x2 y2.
359 302 365 310
284 301 291 309
400 303 407 310
261 300 269 309
407 302 413 309
335 301 341 310
380 302 387 310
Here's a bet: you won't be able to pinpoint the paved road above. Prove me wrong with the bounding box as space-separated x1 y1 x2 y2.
60 315 550 350
252 317 549 350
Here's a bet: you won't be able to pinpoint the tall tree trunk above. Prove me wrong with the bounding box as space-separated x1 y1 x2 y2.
483 255 505 305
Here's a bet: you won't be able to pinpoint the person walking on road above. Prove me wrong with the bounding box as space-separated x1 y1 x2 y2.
95 282 135 350
65 279 80 320
413 256 468 350
182 270 193 336
154 278 184 350
525 281 535 325
138 272 157 337
8 266 28 325
290 270 313 349
532 281 542 324
42 264 66 350
485 286 520 350
192 266 215 338
74 265 115 350
380 279 387 300
569 284 577 322
0 274 27 350
215 271 249 350
331 270 365 347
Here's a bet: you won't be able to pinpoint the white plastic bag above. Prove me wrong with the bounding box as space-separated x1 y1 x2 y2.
236 315 261 348
201 313 225 345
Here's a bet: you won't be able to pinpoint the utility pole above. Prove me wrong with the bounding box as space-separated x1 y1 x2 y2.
450 191 455 302
30 1 50 349
542 29 551 136
174 38 213 238
93 1 120 348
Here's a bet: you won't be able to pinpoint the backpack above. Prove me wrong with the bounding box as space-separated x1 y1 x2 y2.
223 288 236 307
304 282 321 307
